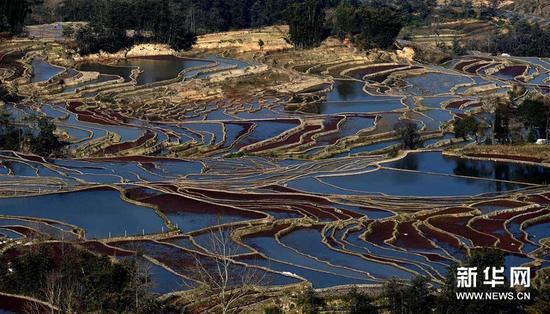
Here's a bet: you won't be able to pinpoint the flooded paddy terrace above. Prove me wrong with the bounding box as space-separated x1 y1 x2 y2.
1 45 549 296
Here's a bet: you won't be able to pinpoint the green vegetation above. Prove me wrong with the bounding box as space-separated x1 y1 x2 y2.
0 243 163 313
454 115 480 141
345 287 377 314
56 0 405 53
70 0 196 54
284 0 328 48
517 98 550 141
0 107 66 157
394 120 422 149
289 249 547 314
30 118 66 156
332 2 404 50
384 276 435 314
297 287 325 314
455 95 550 145
58 0 307 34
5 0 549 58
467 19 550 57
0 0 32 35
225 151 246 158
353 6 403 50
437 248 532 314
263 305 284 314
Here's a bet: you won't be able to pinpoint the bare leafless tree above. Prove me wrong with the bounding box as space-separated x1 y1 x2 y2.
31 271 80 314
23 300 48 314
133 255 154 312
189 224 270 314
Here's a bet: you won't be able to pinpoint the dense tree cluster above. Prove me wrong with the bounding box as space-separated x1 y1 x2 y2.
57 0 318 34
454 115 481 142
0 0 33 35
329 1 404 50
517 97 550 141
454 94 550 144
0 244 164 313
360 0 436 25
436 248 539 314
58 0 341 52
295 249 547 314
56 0 404 52
490 20 550 57
462 19 550 57
0 106 66 157
284 0 328 48
64 0 197 54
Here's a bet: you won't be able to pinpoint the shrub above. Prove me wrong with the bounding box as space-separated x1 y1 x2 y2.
264 305 284 314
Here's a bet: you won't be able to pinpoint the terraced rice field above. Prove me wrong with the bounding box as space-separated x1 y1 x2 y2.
1 43 549 301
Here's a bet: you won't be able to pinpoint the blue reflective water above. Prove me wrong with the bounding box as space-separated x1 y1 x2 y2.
244 235 370 279
320 100 404 114
31 59 64 83
77 62 134 81
281 228 415 280
233 120 298 150
117 56 213 85
0 189 165 238
319 169 529 196
384 152 550 185
405 72 472 95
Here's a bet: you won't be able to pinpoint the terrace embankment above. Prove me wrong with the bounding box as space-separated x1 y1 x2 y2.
450 145 550 164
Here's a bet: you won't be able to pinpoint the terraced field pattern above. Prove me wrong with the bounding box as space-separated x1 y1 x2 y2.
1 43 550 301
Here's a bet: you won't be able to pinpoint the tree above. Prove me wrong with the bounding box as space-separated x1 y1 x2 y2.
263 305 283 314
72 0 197 55
437 248 530 314
345 287 377 314
488 0 500 16
0 107 23 151
494 101 512 144
518 98 549 140
284 0 327 49
404 276 435 314
454 115 480 142
62 24 75 38
384 279 405 314
0 243 162 313
0 108 66 156
190 223 269 314
526 268 550 314
383 276 435 314
0 0 32 35
333 0 356 39
481 96 501 144
354 6 403 50
473 18 550 57
0 106 10 129
30 118 65 157
250 0 268 29
167 11 197 51
394 120 422 149
296 287 323 314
